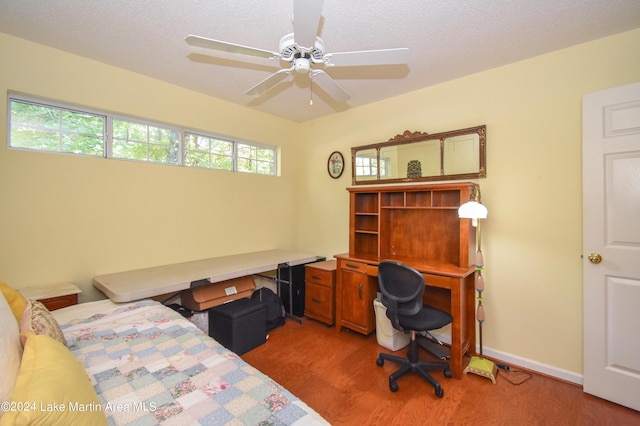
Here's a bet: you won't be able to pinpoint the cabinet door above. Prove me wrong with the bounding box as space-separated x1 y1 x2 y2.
341 269 373 333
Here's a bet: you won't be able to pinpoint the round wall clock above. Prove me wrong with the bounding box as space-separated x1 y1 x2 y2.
327 151 345 179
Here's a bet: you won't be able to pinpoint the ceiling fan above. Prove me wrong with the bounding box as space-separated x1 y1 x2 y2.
185 0 409 103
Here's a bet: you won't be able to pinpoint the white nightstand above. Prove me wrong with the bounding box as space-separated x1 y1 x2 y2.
19 282 82 311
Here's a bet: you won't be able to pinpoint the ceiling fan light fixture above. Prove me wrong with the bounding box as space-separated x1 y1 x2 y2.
279 33 325 63
187 0 408 104
294 57 311 74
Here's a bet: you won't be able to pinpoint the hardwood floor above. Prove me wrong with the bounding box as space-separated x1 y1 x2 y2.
242 317 640 426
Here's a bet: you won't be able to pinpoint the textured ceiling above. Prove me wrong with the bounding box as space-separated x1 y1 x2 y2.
1 0 639 122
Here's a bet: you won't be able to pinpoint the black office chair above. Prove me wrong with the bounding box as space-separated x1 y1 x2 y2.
375 260 452 398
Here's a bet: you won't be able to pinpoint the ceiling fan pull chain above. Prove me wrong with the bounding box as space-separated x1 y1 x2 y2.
309 75 314 106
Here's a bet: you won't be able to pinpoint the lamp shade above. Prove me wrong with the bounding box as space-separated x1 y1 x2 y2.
458 201 488 219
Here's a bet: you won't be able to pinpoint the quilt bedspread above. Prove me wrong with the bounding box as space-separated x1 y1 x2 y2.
59 300 327 426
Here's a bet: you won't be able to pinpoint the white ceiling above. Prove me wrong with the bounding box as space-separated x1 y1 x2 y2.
1 0 639 123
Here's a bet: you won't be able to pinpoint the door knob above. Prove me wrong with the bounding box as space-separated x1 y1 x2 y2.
588 253 603 264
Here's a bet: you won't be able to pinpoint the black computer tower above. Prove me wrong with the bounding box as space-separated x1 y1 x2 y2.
278 257 325 317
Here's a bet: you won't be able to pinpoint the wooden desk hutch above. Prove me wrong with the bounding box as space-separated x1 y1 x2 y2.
335 182 478 378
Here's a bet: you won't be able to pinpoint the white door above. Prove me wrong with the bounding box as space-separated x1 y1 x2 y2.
583 81 640 411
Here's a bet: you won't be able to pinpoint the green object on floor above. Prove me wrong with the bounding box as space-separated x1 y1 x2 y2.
463 356 498 384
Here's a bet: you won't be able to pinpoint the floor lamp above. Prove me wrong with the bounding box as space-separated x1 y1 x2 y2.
459 186 497 384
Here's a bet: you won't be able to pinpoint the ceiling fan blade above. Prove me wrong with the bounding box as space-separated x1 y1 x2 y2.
185 35 280 60
245 68 293 97
311 70 350 102
293 0 323 49
324 48 409 67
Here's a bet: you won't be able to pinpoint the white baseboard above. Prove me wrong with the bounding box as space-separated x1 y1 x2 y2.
429 332 583 386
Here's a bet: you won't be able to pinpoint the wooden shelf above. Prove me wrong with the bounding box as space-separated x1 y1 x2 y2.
348 182 477 267
354 193 379 214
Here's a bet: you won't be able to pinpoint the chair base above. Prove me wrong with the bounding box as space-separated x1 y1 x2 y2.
376 334 451 398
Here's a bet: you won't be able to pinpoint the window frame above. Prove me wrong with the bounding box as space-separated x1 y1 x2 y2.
108 116 182 165
7 94 278 176
8 95 107 157
355 153 388 178
183 131 235 171
235 140 277 175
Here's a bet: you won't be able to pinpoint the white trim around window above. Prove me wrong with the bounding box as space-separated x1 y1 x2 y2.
7 94 278 176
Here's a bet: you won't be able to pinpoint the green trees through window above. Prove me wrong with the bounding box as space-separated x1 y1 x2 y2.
10 101 104 156
9 96 277 176
184 133 233 170
112 120 180 164
238 143 276 175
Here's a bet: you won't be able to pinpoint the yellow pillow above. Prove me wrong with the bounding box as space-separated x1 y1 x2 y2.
0 333 107 426
0 282 26 321
0 292 22 408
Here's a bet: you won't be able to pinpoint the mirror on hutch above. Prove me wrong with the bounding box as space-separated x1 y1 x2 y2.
351 125 486 185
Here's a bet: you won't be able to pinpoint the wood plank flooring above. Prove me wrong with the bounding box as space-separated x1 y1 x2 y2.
242 317 640 425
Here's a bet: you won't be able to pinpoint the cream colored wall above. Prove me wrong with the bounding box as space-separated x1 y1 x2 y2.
297 28 640 377
0 33 301 302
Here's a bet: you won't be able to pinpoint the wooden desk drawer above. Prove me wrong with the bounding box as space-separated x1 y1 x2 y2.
305 261 336 326
423 273 454 289
340 260 368 273
305 283 335 325
305 268 333 288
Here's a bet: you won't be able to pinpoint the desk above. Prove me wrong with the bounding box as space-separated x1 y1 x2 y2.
93 249 318 303
334 254 476 379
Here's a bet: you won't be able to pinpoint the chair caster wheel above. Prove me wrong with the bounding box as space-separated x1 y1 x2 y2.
435 386 444 398
376 357 384 367
444 368 452 378
389 380 399 392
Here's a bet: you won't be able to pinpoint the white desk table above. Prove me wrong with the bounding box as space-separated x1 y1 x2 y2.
93 249 319 303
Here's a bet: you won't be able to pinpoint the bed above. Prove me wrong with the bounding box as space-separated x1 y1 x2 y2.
1 284 329 426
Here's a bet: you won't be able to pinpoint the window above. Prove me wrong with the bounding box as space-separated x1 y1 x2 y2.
237 142 276 175
184 132 233 170
112 119 180 164
355 155 388 177
8 95 277 176
9 99 105 156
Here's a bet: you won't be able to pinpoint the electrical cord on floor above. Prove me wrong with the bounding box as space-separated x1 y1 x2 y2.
496 363 533 385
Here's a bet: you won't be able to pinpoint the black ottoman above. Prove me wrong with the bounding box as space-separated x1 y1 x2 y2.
208 297 266 355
